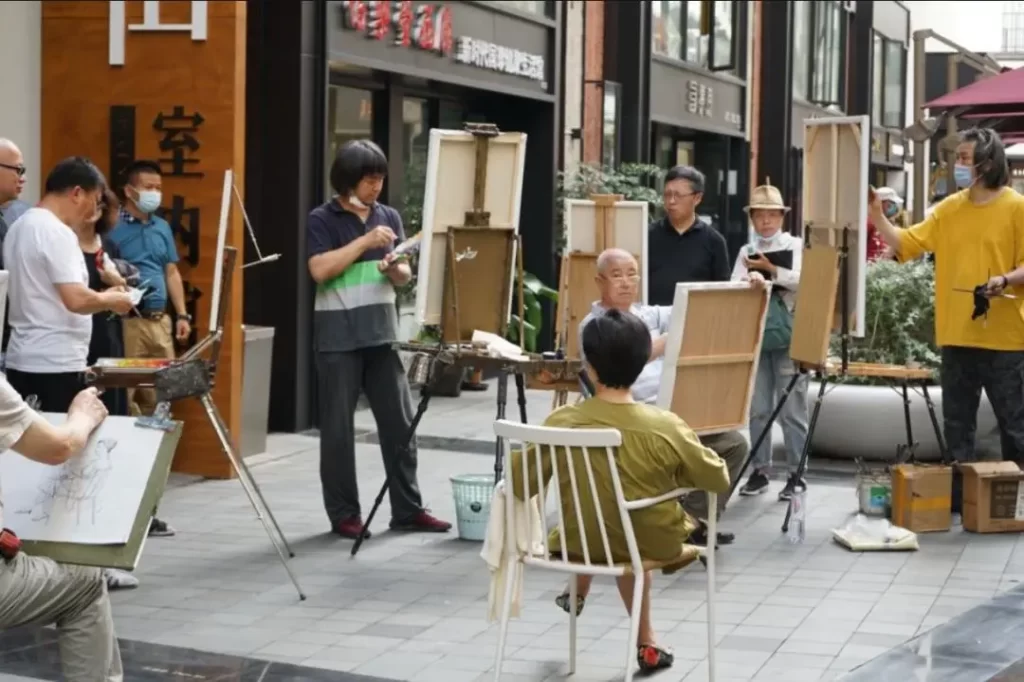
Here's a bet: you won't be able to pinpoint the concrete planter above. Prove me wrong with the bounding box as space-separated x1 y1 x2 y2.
808 381 1001 461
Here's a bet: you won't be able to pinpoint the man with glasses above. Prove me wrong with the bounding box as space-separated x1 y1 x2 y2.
0 139 30 269
648 165 730 305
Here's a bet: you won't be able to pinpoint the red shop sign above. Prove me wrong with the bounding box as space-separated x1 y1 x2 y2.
340 1 454 57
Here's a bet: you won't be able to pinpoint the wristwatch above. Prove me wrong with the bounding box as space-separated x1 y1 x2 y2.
176 313 193 323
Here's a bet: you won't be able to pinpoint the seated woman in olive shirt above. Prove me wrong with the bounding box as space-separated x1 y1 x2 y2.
510 309 729 674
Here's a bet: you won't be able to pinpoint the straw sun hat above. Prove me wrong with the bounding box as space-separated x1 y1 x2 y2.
744 182 790 213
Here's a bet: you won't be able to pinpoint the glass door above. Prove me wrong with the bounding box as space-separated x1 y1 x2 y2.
325 85 374 200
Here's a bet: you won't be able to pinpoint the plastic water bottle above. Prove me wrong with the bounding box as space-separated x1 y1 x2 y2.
787 490 807 544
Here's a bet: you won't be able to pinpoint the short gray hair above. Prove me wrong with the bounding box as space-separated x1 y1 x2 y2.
596 248 637 274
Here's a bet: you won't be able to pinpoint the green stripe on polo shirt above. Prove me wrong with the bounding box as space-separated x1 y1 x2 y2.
318 260 387 293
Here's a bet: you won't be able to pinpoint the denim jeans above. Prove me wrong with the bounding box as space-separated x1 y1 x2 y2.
749 349 810 474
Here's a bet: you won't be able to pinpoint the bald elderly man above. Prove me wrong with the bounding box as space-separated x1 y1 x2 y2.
0 139 29 267
578 248 748 548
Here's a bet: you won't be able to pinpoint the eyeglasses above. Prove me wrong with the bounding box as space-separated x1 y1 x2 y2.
0 163 26 177
663 191 697 202
600 273 640 283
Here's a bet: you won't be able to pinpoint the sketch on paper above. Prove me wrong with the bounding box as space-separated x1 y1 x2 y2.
0 416 165 545
16 439 118 526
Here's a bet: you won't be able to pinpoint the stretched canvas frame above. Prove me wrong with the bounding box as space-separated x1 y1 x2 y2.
800 115 869 339
657 282 770 435
13 419 183 570
440 227 518 344
558 198 649 358
416 129 527 327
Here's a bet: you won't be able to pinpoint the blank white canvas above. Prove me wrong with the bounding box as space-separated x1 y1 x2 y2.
0 271 9 332
0 415 165 545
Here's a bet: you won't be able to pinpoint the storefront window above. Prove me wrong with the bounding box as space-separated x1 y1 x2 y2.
490 0 548 15
651 1 683 59
325 84 374 200
811 1 842 106
883 41 905 128
710 1 735 70
872 34 884 125
791 1 811 100
684 1 704 64
602 82 621 168
403 98 430 237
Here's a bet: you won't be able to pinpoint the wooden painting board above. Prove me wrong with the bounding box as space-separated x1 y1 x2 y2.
789 245 841 368
10 418 183 570
440 227 517 344
416 129 527 327
557 197 649 358
800 115 869 338
656 282 770 435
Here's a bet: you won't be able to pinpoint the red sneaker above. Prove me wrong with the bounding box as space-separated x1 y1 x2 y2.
389 511 452 533
332 517 371 540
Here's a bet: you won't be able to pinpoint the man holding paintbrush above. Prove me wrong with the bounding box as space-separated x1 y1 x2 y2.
869 127 1024 475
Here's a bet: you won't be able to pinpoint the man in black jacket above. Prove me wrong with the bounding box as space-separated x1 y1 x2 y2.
647 165 730 305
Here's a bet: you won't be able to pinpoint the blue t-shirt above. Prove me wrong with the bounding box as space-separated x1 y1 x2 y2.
108 211 179 311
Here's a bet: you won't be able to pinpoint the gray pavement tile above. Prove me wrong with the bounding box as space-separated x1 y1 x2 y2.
718 635 784 653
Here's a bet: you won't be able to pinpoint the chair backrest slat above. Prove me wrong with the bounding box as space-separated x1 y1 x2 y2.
562 444 592 566
547 442 571 562
533 443 549 556
581 447 615 567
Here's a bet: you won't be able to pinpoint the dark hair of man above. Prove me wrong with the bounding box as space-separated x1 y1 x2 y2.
96 187 121 235
330 140 388 197
664 165 706 194
115 160 162 201
959 127 1009 190
44 157 106 195
581 309 652 390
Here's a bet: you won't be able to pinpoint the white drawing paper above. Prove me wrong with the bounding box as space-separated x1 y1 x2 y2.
0 415 165 545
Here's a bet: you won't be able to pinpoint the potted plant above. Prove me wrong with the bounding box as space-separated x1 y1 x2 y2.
807 258 999 461
557 163 664 253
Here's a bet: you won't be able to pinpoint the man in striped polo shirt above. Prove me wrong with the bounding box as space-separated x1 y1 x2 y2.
307 140 451 540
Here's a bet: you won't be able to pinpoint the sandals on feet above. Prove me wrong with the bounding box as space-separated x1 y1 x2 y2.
637 644 674 673
554 591 586 616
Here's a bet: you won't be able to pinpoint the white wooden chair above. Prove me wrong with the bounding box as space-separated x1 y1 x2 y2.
492 419 718 682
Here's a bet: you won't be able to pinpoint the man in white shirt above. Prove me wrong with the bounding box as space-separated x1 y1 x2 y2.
577 248 748 547
3 157 133 411
0 382 123 681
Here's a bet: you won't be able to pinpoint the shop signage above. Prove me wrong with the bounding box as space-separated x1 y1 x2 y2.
339 1 454 56
454 36 545 82
109 0 209 67
685 80 741 127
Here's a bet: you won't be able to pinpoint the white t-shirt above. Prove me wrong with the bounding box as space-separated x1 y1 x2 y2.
4 207 92 373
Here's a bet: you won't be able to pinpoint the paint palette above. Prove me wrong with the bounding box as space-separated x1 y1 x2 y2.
93 358 174 372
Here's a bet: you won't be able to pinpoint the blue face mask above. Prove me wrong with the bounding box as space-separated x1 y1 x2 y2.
884 203 899 218
132 188 162 214
953 163 974 189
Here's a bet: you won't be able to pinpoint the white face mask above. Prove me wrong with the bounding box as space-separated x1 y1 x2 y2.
752 229 783 249
348 194 368 209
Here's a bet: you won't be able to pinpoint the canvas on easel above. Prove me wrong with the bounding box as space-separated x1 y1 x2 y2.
656 282 770 435
791 116 870 372
556 196 649 359
416 127 527 334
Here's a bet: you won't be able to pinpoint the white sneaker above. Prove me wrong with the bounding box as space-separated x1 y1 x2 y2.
104 568 140 590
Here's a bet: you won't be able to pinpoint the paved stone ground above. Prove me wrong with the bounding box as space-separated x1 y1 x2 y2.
80 388 1023 682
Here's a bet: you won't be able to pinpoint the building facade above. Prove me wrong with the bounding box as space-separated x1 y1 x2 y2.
245 0 563 432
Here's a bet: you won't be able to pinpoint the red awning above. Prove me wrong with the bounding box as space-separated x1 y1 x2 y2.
926 67 1024 110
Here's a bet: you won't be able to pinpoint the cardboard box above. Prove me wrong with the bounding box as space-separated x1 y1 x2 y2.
962 462 1024 534
890 464 952 533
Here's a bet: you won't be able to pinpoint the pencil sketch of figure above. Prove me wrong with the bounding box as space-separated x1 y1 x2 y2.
16 439 117 526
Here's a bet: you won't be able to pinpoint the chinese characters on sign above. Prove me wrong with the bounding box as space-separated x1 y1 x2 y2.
454 37 545 83
340 1 454 55
108 0 209 66
151 105 206 346
686 80 742 128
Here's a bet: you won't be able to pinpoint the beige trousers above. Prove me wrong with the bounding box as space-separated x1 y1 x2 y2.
122 315 175 416
0 553 123 681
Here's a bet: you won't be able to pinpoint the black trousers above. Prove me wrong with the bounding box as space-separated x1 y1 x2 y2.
941 346 1024 464
5 369 86 412
315 345 424 524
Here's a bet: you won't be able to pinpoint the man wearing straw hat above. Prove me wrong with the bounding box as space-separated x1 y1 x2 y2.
731 182 810 501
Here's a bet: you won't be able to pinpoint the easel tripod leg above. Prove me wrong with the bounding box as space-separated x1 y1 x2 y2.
198 393 306 600
514 372 528 423
494 372 509 485
783 377 829 533
730 372 802 499
900 382 915 459
352 383 434 558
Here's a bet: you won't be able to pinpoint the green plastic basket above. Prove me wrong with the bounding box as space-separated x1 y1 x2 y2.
450 473 495 542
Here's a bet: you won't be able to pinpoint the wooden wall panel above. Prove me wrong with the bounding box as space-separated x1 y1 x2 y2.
41 1 247 478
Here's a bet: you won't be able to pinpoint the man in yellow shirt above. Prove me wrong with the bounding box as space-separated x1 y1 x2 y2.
868 127 1024 469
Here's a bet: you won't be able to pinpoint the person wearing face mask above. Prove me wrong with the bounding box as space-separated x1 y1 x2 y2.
2 157 134 410
307 140 451 541
730 184 809 500
874 187 907 228
107 159 184 539
869 127 1024 480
